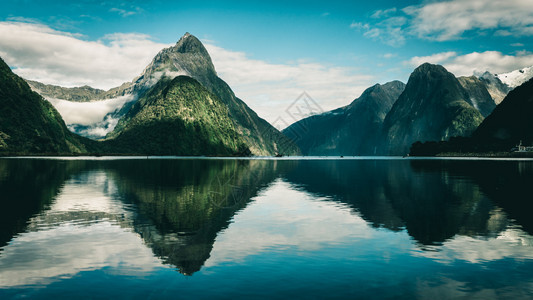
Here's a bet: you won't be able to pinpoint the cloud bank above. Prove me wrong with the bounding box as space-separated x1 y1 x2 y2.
354 0 533 45
205 44 374 125
0 21 170 89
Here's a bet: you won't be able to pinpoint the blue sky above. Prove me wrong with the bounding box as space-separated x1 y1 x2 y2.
1 0 533 125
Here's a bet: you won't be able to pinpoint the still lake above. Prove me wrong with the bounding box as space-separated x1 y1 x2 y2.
1 157 533 299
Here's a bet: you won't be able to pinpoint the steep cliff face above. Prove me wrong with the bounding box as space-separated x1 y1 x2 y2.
283 81 405 155
478 72 511 105
106 76 250 156
382 63 483 155
457 76 496 117
0 57 91 154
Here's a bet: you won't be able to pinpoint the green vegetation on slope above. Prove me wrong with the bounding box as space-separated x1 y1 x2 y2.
0 57 94 154
129 33 300 156
106 76 251 156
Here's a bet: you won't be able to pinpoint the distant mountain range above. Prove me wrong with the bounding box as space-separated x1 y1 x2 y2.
284 61 530 156
2 31 533 156
283 81 405 155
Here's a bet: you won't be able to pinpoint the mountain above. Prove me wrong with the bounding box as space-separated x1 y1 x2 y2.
26 80 133 102
410 77 533 155
282 81 405 155
0 57 93 154
473 77 533 146
105 76 250 156
457 76 496 117
115 33 299 156
382 63 484 155
496 66 533 89
25 33 299 156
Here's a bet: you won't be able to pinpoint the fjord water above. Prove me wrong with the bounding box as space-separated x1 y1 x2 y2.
1 158 533 299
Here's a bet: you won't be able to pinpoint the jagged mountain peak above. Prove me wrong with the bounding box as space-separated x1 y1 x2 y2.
172 32 211 57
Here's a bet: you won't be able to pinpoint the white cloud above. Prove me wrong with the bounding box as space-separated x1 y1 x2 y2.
405 51 533 76
205 43 375 125
407 0 533 41
0 21 170 89
110 7 143 17
371 7 397 19
205 179 371 267
413 228 533 264
47 95 135 125
350 16 407 47
355 0 533 46
407 52 458 68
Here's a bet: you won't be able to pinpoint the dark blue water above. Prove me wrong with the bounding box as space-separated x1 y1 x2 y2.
1 157 533 299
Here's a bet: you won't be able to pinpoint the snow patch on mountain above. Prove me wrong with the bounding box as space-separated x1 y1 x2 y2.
496 66 533 88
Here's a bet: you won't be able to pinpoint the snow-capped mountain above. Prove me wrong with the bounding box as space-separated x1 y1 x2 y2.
496 66 533 88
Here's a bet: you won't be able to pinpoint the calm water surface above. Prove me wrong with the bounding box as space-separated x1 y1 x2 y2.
1 157 533 299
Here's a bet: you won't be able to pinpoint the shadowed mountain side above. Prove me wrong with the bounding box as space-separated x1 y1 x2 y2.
473 78 533 146
383 63 483 155
105 159 282 275
280 160 507 247
283 81 405 156
410 78 533 155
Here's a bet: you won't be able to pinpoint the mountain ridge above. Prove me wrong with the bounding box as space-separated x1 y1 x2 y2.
283 80 405 155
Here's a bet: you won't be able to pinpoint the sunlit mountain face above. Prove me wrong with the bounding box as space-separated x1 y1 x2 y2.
1 158 533 298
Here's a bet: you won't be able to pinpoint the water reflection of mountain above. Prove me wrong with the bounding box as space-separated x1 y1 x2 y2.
0 158 281 276
2 158 533 280
281 159 531 247
409 160 533 236
105 159 280 275
0 159 79 249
